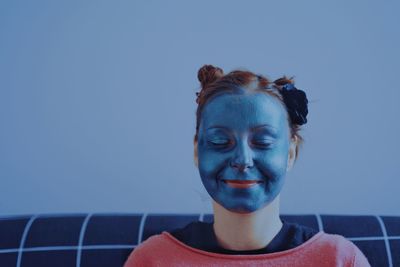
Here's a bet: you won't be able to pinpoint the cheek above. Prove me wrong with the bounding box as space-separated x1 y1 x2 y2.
198 145 225 178
257 146 289 178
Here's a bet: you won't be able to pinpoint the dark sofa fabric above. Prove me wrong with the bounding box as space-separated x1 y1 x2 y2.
0 213 398 267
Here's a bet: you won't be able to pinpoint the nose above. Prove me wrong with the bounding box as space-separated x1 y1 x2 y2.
230 140 254 171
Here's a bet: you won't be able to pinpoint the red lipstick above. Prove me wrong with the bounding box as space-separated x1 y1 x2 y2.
222 179 263 189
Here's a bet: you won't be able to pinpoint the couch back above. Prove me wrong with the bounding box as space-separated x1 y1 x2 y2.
0 213 398 267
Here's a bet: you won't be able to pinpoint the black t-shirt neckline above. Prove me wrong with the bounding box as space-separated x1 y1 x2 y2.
169 219 319 255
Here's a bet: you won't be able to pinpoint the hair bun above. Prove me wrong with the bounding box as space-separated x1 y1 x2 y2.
273 76 294 86
197 64 224 89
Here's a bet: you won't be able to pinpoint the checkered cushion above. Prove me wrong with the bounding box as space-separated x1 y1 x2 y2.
0 213 398 267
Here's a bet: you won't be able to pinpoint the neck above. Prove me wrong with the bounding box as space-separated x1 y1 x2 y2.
212 195 283 251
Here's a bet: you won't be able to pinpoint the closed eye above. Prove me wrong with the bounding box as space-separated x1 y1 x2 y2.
208 140 230 146
252 140 274 147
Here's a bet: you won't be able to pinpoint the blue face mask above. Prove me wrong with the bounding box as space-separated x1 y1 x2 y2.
197 91 292 213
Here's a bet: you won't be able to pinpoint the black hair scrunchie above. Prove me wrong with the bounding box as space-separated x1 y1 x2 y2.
280 83 308 125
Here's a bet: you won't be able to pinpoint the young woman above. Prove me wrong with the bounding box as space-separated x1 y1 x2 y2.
124 65 370 266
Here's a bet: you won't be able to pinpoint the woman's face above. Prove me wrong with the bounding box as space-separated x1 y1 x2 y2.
197 91 293 213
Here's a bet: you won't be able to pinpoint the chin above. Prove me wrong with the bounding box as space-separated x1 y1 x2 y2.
231 209 257 215
222 202 262 214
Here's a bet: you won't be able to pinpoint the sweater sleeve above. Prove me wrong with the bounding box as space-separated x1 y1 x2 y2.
325 233 371 267
123 234 166 267
353 247 371 267
123 247 148 267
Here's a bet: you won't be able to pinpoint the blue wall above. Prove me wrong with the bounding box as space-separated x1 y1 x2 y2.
1 0 399 216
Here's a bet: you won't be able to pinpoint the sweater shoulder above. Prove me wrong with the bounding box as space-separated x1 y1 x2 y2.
317 232 357 248
314 232 370 266
123 233 173 267
315 232 357 251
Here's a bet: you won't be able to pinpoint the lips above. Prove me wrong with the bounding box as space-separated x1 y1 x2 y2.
221 179 263 189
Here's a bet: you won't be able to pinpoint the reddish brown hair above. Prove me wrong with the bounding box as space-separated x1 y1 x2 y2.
194 64 304 163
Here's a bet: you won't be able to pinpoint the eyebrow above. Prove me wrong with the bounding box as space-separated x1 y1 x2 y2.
251 124 278 131
207 124 278 132
206 125 227 130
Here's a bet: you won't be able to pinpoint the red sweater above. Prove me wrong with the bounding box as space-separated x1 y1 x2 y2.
124 231 371 266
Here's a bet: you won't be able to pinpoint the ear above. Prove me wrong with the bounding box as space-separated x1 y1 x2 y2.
286 135 298 172
194 139 199 168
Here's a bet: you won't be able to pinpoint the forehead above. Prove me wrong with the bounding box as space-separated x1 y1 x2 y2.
200 92 288 133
